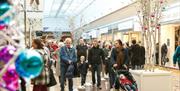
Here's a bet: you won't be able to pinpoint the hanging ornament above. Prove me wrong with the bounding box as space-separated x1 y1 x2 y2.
160 0 163 4
162 7 166 11
15 50 43 80
2 16 11 24
0 23 6 30
144 26 148 30
0 65 19 91
151 14 155 18
137 10 140 13
0 16 11 30
0 45 16 68
0 3 11 16
157 26 160 30
157 24 161 29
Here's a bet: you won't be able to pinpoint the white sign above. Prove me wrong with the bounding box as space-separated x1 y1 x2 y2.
118 20 133 30
99 27 108 34
161 4 180 23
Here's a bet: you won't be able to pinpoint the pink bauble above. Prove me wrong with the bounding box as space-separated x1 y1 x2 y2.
0 65 19 91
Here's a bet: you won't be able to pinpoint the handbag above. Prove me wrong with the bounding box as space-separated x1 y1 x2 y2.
46 68 57 87
65 64 74 79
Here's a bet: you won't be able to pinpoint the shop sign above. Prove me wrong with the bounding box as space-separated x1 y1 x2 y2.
88 29 97 38
81 33 90 39
161 4 180 23
118 19 133 31
98 27 108 34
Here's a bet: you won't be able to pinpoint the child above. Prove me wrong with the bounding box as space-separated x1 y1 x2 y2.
119 74 137 91
78 56 89 86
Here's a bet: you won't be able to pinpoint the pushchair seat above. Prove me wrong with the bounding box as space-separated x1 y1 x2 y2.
112 68 138 91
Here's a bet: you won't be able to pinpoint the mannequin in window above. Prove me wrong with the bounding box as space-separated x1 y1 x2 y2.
30 0 39 10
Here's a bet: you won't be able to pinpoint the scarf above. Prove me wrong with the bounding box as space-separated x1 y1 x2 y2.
116 47 124 68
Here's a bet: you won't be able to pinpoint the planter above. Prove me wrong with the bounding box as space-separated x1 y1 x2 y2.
130 69 172 91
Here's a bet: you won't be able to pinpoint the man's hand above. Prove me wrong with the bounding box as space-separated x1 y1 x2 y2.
113 64 118 67
68 61 72 64
123 64 128 69
89 65 92 68
80 60 84 64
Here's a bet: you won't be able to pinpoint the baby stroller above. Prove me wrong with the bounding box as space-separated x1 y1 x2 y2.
112 68 138 91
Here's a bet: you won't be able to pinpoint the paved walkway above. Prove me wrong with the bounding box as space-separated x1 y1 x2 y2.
25 66 180 91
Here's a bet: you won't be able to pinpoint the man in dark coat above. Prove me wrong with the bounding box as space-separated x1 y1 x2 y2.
129 40 141 69
161 43 168 66
88 39 105 89
76 38 88 63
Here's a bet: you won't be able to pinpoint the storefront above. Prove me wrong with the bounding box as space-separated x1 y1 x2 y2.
115 17 142 44
160 2 180 68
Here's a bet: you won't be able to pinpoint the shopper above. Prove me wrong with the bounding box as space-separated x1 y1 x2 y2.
78 56 89 86
102 42 111 76
138 41 145 69
110 39 129 90
88 39 105 89
129 40 141 69
31 38 49 91
59 38 77 91
161 43 168 66
173 41 180 70
56 40 64 83
155 43 159 65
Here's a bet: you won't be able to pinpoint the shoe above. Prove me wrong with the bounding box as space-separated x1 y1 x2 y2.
110 88 114 91
92 83 95 87
81 85 85 89
97 86 102 89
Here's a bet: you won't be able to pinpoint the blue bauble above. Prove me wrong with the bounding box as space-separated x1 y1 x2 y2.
0 3 11 16
15 50 43 79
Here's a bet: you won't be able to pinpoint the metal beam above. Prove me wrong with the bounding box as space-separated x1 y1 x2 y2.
48 0 55 17
55 0 66 17
63 0 74 14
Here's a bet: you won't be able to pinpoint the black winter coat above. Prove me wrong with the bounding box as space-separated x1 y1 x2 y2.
88 47 105 65
78 62 89 75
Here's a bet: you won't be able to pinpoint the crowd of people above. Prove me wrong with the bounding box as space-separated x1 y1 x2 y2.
27 36 180 91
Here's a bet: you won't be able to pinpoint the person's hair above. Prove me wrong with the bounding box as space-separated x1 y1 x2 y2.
132 39 136 45
126 42 129 47
64 38 72 43
60 39 63 42
116 39 123 46
33 38 44 49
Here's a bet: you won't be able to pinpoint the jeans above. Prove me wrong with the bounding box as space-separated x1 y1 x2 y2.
91 64 101 87
109 67 115 88
60 65 73 91
81 74 87 86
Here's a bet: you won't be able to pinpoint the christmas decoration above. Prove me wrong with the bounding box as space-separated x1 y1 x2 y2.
137 0 167 71
0 65 19 91
0 45 16 64
15 49 43 79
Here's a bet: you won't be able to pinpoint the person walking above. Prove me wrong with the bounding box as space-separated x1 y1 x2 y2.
59 38 77 91
88 39 105 89
31 38 49 91
110 39 129 91
129 40 141 69
78 56 89 86
173 41 180 70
